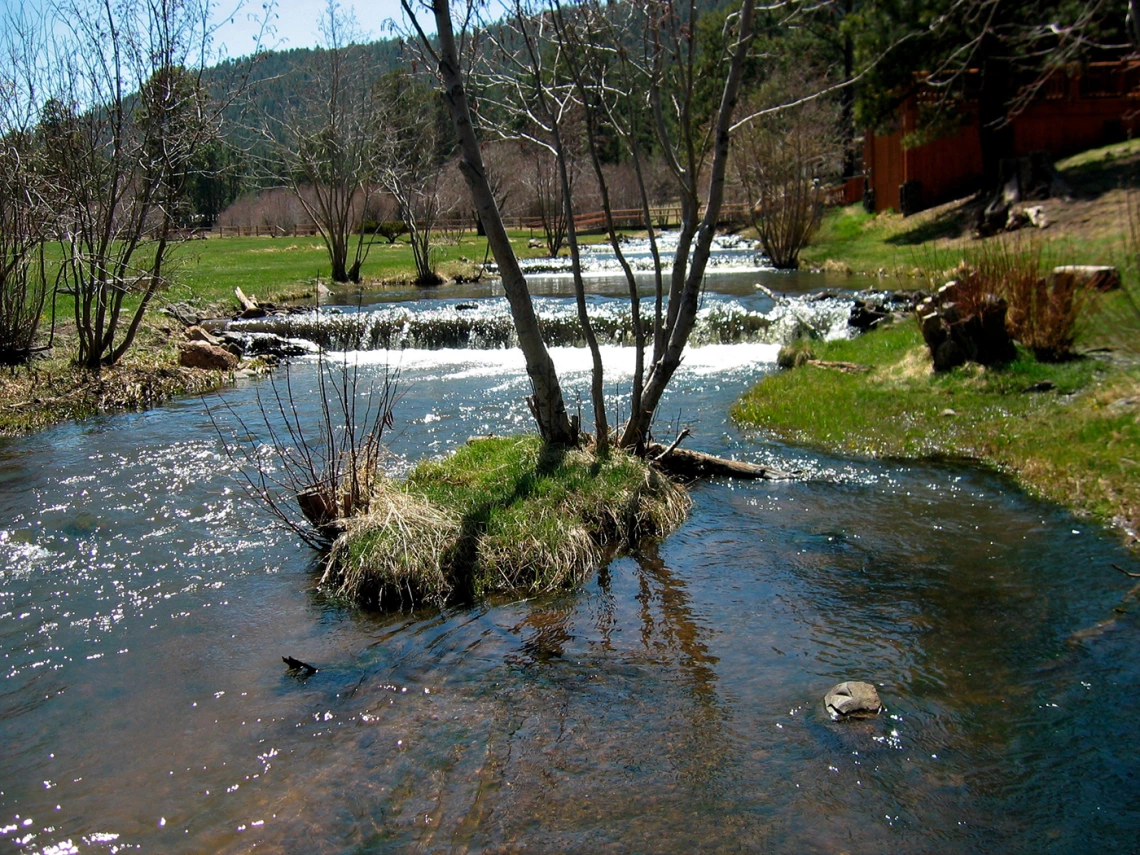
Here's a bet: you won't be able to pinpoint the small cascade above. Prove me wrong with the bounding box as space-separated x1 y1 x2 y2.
227 293 858 352
508 232 771 275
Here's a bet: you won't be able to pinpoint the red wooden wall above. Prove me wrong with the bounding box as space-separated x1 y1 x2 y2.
864 62 1140 214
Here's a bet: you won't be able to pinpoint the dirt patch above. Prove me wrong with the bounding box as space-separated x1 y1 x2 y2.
247 244 309 253
881 145 1138 257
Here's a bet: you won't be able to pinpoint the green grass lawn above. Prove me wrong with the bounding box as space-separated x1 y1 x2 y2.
36 228 564 328
167 229 558 307
733 320 1140 547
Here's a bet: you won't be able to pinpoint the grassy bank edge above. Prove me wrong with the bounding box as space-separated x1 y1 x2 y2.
0 327 246 435
322 435 691 608
732 321 1140 553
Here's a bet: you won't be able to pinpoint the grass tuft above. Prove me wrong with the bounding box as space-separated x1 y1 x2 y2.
322 436 691 608
323 484 460 608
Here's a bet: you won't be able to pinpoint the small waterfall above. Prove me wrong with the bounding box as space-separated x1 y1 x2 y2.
509 233 772 275
228 293 858 353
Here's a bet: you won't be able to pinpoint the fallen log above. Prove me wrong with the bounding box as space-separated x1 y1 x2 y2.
235 287 267 319
646 443 795 481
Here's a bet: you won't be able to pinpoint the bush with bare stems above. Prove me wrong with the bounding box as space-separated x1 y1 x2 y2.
733 83 841 270
210 350 400 549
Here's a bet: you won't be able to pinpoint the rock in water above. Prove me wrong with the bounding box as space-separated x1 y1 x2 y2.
178 341 239 370
825 681 883 720
282 655 317 676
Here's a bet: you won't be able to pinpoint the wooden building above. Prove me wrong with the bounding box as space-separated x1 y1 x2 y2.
863 62 1140 215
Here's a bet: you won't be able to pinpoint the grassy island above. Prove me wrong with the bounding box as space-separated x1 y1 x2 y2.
322 436 690 607
733 320 1140 551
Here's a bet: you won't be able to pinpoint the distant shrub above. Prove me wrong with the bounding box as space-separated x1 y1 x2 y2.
362 220 408 243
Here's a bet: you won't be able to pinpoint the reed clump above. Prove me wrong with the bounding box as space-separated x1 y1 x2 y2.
919 237 1097 363
324 484 460 607
321 436 691 607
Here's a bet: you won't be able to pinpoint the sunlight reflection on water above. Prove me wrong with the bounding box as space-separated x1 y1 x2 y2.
0 292 1138 853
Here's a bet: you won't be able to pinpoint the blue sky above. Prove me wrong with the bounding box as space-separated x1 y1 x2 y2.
211 0 407 58
0 0 408 62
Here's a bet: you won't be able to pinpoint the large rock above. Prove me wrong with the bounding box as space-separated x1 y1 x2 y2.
179 341 239 370
849 298 890 331
825 681 883 720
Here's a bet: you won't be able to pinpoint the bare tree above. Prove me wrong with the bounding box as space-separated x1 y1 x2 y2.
401 0 577 445
41 0 235 371
734 81 840 269
379 76 448 285
0 12 53 362
260 1 385 282
400 0 757 452
527 144 577 258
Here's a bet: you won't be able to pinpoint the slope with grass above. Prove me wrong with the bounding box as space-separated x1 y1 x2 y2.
801 137 1140 278
733 321 1140 550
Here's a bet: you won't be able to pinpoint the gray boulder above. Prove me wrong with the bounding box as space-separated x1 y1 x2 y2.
825 681 883 721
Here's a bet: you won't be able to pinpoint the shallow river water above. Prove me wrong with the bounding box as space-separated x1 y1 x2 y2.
2 268 1139 854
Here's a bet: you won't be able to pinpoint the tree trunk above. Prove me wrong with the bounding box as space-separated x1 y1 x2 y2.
424 0 576 445
977 34 1014 192
619 0 755 451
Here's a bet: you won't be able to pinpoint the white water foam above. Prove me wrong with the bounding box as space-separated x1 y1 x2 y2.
303 341 781 383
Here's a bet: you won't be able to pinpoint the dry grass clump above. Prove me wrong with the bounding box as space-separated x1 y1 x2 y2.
0 355 225 435
919 237 1098 363
323 436 691 607
323 482 460 607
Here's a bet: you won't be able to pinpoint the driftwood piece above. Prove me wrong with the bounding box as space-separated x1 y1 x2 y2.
807 359 870 374
653 428 691 461
235 287 267 319
282 655 318 676
235 287 259 312
646 443 794 481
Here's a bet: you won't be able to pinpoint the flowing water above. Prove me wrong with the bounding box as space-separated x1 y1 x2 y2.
2 262 1139 854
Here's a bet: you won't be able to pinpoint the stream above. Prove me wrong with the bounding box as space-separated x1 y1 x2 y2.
2 253 1139 853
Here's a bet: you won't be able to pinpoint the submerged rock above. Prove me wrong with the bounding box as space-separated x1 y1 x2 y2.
825 681 883 720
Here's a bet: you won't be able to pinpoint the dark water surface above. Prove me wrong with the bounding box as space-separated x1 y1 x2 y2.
2 281 1139 854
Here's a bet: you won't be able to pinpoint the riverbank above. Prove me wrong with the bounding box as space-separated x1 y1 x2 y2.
733 320 1140 551
0 229 570 435
0 323 234 435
